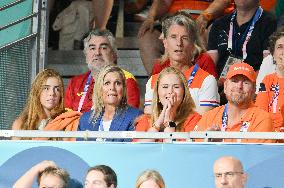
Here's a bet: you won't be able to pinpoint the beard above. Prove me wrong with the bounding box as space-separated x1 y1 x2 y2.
226 91 254 106
87 59 106 75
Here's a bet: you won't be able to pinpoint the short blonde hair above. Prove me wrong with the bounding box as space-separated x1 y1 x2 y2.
152 67 196 131
135 170 165 188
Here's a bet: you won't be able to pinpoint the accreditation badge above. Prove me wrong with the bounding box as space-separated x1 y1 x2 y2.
219 56 243 81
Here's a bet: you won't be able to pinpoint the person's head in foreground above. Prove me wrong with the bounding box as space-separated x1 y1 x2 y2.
84 165 117 188
38 166 69 188
213 156 247 188
135 169 165 188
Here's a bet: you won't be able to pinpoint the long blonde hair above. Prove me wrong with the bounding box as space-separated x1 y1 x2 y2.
135 170 165 188
91 65 127 121
19 69 64 130
152 67 195 131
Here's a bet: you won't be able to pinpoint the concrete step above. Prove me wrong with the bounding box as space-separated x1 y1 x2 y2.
47 49 147 77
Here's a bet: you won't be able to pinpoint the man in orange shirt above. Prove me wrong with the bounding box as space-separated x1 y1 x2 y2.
195 62 274 143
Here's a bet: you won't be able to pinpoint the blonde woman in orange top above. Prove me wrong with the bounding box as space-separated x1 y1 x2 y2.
135 67 201 142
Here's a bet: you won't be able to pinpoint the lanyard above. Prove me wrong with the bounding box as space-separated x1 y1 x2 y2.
77 72 92 112
187 64 199 87
221 103 229 131
221 103 249 132
269 83 280 113
227 7 263 59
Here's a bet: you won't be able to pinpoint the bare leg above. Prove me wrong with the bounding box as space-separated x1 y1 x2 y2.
138 29 164 74
92 0 114 30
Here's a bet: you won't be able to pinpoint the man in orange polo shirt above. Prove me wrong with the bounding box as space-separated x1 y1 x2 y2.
195 62 274 143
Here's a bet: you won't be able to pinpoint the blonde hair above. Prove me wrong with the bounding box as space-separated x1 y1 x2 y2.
91 65 127 121
161 13 205 63
135 170 165 188
152 67 195 131
18 69 64 130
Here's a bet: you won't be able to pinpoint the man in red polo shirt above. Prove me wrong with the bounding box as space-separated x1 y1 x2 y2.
65 29 140 112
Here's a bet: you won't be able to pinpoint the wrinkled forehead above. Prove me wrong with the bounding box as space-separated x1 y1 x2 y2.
87 35 112 47
167 24 190 36
214 158 242 173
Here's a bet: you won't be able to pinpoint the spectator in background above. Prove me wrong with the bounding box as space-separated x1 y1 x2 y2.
144 14 219 115
135 169 165 188
13 160 70 188
65 29 140 113
138 0 233 74
207 0 277 79
256 27 284 132
77 65 142 142
136 67 201 142
195 62 275 143
84 165 117 188
213 156 247 188
152 10 218 78
12 69 65 136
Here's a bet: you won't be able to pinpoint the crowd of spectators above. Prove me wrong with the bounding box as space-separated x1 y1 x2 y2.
10 0 284 143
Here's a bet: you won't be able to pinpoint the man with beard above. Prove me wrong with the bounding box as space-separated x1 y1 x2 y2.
65 29 140 112
195 62 274 143
213 156 247 188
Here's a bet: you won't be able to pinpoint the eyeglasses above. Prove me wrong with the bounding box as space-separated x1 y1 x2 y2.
214 171 243 179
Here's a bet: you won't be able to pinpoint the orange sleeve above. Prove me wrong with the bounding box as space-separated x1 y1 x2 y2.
249 111 275 143
183 113 202 132
135 114 151 131
196 112 211 131
255 77 270 112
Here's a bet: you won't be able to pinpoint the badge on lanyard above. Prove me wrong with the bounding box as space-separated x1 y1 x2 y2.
240 121 250 132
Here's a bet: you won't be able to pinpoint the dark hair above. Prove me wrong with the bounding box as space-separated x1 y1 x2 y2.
268 26 284 54
87 165 117 188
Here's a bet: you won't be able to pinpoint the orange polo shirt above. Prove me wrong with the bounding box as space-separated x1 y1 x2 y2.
196 104 275 143
168 0 235 18
136 113 202 132
255 73 284 132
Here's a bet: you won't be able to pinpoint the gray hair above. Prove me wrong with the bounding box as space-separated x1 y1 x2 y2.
161 14 205 61
83 29 117 55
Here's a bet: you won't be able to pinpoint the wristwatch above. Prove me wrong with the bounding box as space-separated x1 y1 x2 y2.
166 121 176 128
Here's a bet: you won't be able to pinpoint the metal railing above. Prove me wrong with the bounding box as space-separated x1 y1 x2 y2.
1 130 284 143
